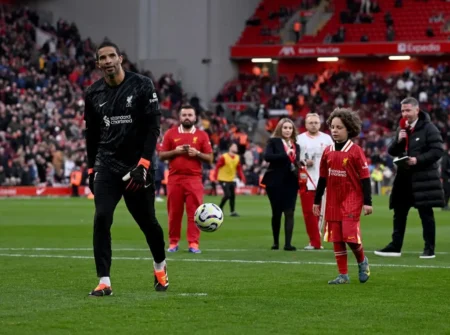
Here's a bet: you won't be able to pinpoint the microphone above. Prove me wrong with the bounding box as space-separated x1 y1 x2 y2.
399 117 408 130
399 117 409 156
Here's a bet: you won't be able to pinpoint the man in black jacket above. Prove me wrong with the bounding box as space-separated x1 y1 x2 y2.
375 97 444 259
442 145 450 210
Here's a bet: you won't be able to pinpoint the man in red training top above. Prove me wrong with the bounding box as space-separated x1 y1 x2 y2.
159 105 213 253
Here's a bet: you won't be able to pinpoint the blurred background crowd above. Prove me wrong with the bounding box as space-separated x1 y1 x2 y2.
1 3 449 196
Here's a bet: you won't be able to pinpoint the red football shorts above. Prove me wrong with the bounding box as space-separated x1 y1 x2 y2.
324 220 362 243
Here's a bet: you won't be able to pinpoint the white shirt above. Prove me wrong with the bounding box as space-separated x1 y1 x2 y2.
409 118 418 129
296 131 333 190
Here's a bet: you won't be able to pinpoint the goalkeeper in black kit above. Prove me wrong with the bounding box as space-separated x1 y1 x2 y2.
84 41 168 296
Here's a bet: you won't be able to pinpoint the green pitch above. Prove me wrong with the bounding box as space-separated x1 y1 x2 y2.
0 196 449 335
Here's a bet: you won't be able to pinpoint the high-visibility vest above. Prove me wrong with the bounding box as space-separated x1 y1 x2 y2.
70 170 82 186
217 153 240 182
237 133 248 145
371 169 383 182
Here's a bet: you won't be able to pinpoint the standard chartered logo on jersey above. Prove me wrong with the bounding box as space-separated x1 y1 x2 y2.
329 169 347 177
103 115 132 127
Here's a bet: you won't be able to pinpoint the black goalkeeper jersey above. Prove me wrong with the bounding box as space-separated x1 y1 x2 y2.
84 71 160 175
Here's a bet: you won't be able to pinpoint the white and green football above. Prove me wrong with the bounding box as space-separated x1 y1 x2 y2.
194 203 224 232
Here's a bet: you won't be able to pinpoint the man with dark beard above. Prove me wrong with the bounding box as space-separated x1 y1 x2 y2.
159 105 213 253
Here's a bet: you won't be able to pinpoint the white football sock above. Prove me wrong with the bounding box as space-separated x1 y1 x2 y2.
153 260 166 271
99 276 111 287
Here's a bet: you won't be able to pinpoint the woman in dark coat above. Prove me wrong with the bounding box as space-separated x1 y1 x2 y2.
261 118 301 251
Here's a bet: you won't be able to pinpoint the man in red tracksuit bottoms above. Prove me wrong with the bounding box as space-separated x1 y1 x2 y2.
159 104 213 253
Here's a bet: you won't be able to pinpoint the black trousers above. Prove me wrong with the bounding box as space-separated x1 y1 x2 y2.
443 181 450 206
219 181 236 212
154 180 162 196
209 182 217 196
392 204 436 252
71 185 79 197
266 185 297 247
93 170 166 277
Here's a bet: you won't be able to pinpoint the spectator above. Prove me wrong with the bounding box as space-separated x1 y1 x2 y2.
360 0 371 14
386 26 395 41
371 0 381 13
384 11 394 27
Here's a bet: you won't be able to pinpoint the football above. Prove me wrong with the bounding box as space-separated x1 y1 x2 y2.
194 203 224 232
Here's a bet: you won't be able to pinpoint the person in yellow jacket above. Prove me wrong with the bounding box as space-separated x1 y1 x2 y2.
371 164 384 195
214 143 246 216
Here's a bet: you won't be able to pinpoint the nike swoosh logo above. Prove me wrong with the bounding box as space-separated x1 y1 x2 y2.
99 102 107 107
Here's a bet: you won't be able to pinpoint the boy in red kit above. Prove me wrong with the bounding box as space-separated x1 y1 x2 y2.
159 105 213 253
313 108 373 285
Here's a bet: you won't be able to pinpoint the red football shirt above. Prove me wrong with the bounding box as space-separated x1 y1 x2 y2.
319 140 370 221
160 125 212 181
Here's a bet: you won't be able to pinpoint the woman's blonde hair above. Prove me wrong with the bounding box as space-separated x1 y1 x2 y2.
271 118 298 142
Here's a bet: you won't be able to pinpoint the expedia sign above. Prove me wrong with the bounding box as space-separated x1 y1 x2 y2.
397 43 441 54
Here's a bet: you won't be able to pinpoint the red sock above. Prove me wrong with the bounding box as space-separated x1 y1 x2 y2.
333 242 348 275
347 243 365 263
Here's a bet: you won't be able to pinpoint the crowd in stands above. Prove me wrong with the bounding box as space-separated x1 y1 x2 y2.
1 4 449 194
332 0 450 43
244 0 321 45
217 63 450 185
0 5 261 190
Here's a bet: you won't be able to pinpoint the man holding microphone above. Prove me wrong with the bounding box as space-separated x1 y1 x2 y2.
375 98 444 259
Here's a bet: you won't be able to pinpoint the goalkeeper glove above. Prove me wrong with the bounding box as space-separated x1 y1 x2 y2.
123 158 151 192
88 168 95 194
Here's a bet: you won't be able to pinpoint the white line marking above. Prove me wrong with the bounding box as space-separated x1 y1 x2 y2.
0 247 448 255
0 253 449 269
178 293 208 297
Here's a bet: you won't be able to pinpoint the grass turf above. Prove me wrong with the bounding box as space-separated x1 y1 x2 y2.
0 195 449 335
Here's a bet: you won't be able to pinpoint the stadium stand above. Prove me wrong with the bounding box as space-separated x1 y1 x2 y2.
1 1 449 195
309 0 450 43
234 0 450 44
0 5 252 189
235 0 313 45
0 5 187 186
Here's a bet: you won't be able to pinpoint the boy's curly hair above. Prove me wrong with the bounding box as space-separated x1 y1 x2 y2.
326 108 362 139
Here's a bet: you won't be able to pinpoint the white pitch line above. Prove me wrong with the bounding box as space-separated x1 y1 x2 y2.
0 247 448 255
178 293 208 297
0 253 449 269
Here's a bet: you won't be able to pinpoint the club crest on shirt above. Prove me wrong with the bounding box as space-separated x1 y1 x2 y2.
126 95 133 107
193 137 198 144
342 158 348 166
